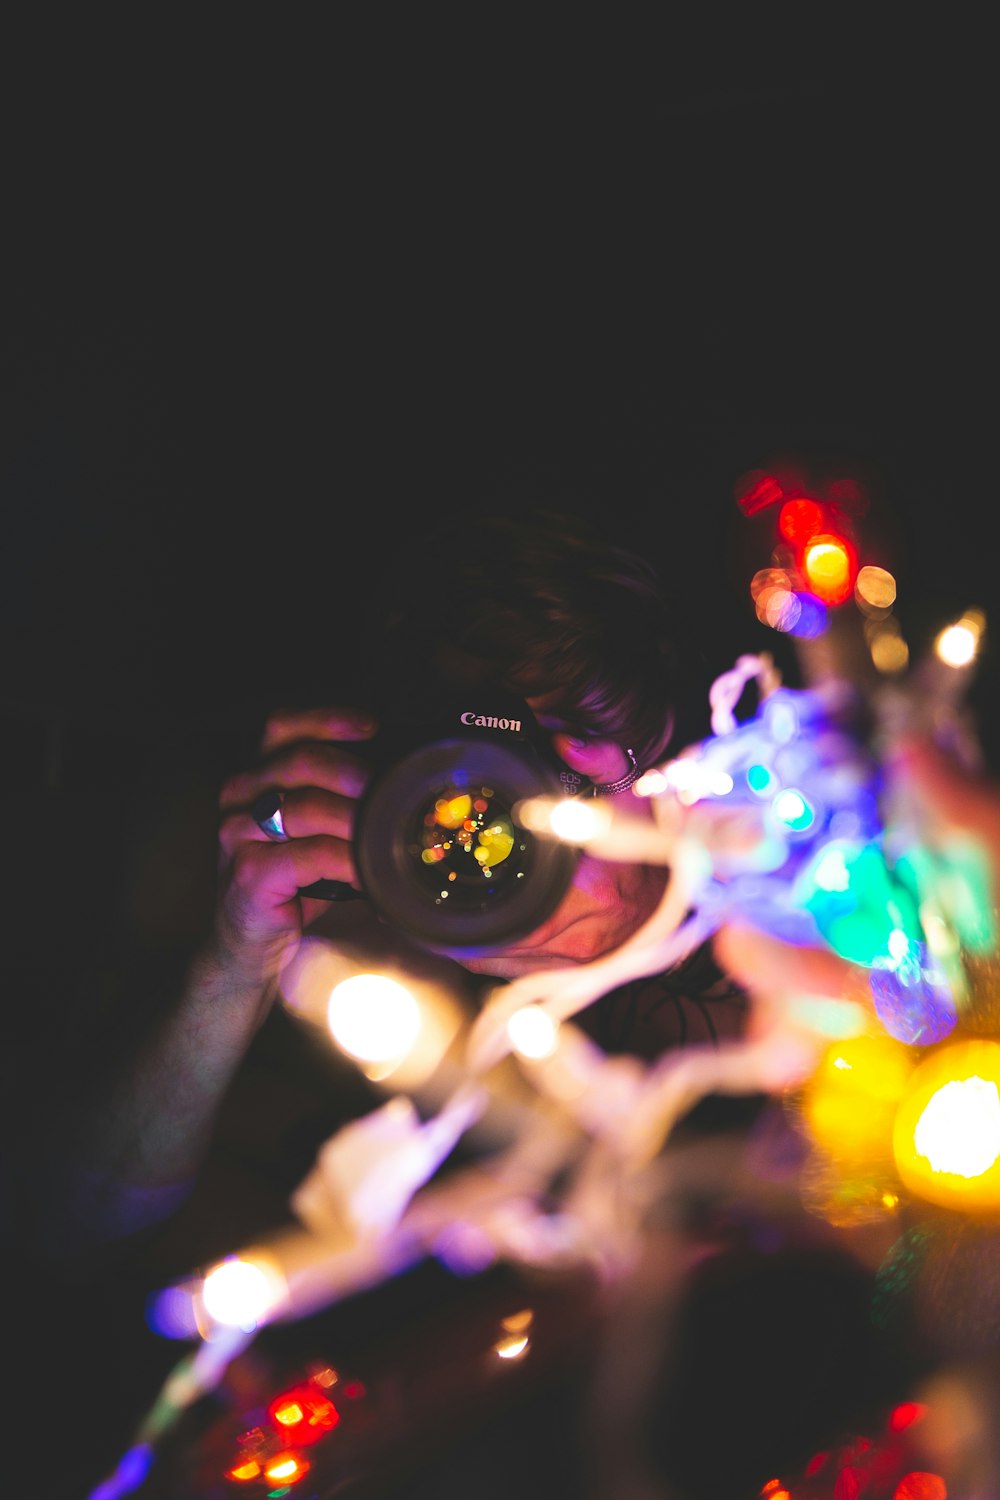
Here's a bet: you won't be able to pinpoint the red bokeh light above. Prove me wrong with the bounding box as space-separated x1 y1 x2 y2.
267 1384 340 1447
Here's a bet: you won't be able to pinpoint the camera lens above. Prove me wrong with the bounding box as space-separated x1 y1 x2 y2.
355 736 580 953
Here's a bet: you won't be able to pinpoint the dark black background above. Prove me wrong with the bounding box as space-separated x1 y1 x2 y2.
3 23 997 756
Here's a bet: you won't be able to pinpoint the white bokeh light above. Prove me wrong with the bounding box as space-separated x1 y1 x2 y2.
202 1256 283 1329
327 974 422 1065
914 1076 1000 1178
507 1005 559 1060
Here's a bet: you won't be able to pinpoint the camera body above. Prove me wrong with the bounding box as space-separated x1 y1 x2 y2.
347 677 590 954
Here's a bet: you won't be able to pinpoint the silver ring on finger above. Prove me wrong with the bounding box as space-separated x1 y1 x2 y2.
251 789 289 841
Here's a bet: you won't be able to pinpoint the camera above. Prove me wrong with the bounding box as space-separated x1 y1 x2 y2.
305 677 589 954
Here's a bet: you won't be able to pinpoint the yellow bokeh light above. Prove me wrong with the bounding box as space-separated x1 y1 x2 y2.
226 1459 262 1481
893 1040 1000 1213
477 821 515 867
274 1400 305 1427
435 794 473 830
868 621 909 674
801 1034 915 1162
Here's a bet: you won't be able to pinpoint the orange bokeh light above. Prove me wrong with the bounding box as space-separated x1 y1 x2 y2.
802 534 856 605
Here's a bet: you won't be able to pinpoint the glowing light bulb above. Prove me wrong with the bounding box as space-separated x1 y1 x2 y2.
912 1077 1000 1177
507 1005 558 1059
548 797 613 843
893 1040 1000 1212
268 1386 340 1445
495 1334 529 1359
773 788 814 832
802 534 855 604
226 1458 262 1481
935 619 979 668
662 758 734 804
202 1255 284 1330
327 974 421 1065
812 845 851 893
264 1452 310 1483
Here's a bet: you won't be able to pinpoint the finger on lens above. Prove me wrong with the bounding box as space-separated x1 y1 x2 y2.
260 707 377 754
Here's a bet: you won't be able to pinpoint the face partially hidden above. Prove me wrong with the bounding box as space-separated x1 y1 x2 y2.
442 707 668 980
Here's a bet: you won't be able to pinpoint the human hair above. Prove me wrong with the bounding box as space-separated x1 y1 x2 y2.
377 507 690 772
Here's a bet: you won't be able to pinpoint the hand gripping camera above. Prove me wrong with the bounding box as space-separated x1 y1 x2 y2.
306 678 591 955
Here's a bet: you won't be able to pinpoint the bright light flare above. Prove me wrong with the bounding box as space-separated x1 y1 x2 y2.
935 611 984 669
264 1452 310 1483
327 973 421 1067
507 1005 559 1059
660 757 734 805
515 794 613 845
894 1040 1000 1212
495 1308 533 1358
202 1255 285 1330
495 1334 529 1359
913 1077 1000 1177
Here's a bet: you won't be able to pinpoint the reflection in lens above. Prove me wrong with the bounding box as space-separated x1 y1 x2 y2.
416 784 520 897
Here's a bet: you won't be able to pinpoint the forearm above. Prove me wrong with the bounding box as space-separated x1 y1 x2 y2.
39 939 278 1257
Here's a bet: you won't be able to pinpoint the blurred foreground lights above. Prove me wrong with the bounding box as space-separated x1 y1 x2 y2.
516 794 612 844
935 609 984 669
264 1452 310 1485
868 618 910 674
801 1034 915 1163
893 1040 1000 1212
327 973 421 1075
802 533 856 605
659 757 734 805
507 1005 559 1060
146 1280 201 1340
855 564 897 614
201 1254 286 1332
494 1308 534 1360
268 1385 340 1445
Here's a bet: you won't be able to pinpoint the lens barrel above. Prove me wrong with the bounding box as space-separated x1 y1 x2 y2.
353 685 585 952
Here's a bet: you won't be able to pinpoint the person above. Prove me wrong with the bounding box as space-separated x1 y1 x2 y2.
32 506 748 1267
20 510 1000 1500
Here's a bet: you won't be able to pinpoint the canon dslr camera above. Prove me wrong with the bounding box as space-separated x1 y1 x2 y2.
307 676 590 955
